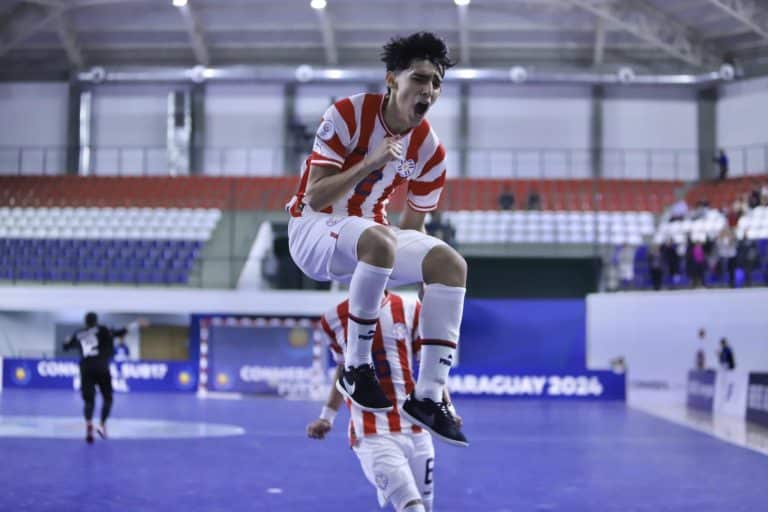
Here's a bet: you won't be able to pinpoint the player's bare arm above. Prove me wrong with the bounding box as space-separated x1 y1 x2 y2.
305 136 404 211
307 365 345 440
399 206 427 232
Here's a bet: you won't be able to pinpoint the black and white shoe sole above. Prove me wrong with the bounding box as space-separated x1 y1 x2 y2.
400 407 469 448
334 379 394 413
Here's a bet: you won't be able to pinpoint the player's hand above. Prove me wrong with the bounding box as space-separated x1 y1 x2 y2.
452 412 463 429
307 419 332 440
364 135 403 170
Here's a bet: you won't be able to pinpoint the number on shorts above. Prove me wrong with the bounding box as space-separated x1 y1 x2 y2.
424 457 434 485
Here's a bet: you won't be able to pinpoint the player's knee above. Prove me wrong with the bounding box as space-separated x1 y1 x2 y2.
401 500 425 512
357 226 396 267
389 483 424 512
422 245 467 286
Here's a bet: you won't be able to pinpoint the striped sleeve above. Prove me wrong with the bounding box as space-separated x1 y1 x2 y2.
310 98 356 169
319 310 346 365
407 129 446 212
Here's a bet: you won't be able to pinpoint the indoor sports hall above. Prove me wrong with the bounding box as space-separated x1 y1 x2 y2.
1 1 767 511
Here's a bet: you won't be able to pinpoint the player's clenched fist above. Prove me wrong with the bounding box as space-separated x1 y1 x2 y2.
364 135 403 170
307 418 332 440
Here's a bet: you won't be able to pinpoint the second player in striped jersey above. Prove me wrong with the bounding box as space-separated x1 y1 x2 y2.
307 291 462 512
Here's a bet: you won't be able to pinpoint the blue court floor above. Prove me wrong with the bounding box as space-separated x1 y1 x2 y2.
1 389 766 512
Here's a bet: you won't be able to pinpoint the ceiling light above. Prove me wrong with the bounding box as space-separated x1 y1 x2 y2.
454 0 471 6
310 0 327 9
172 0 188 7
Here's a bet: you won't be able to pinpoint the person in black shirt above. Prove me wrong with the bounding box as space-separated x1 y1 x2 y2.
718 338 736 370
63 312 137 443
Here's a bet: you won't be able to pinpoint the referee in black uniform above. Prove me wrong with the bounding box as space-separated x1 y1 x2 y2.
63 312 132 443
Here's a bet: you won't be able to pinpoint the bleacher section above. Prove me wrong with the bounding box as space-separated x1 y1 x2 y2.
0 207 220 284
0 176 680 212
686 175 767 210
448 210 654 245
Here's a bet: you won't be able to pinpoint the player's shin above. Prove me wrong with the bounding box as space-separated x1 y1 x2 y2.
415 283 465 402
346 261 392 367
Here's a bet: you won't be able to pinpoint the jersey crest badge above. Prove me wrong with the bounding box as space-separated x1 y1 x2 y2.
396 159 416 178
317 119 335 141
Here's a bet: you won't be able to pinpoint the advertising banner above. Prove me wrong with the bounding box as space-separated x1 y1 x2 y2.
447 370 625 400
747 372 768 427
1 358 198 393
686 369 716 412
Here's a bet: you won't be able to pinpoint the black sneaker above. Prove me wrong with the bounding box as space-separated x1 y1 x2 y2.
401 393 469 447
335 364 393 412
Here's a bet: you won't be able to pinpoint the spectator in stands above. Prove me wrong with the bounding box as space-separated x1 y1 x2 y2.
724 195 746 230
617 243 635 290
760 184 768 206
648 244 663 291
498 186 515 210
662 238 680 286
736 235 759 287
691 199 709 221
425 210 457 248
689 239 707 288
718 338 735 370
704 235 718 278
715 149 729 181
668 197 688 222
748 187 761 209
526 188 541 211
716 228 737 287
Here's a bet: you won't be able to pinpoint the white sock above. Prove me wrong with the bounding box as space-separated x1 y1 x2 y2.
346 261 392 367
415 283 465 402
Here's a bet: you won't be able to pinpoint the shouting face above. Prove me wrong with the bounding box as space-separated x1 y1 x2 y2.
385 59 444 132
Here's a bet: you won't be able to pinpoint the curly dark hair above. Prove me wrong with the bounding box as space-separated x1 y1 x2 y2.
381 32 456 77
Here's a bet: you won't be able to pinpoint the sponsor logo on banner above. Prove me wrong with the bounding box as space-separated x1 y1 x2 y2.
447 372 623 399
12 363 32 386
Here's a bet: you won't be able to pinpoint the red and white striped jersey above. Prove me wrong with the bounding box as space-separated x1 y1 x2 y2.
286 92 447 225
317 292 423 444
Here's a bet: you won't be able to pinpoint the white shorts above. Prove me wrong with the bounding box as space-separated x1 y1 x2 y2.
353 431 435 510
287 213 446 287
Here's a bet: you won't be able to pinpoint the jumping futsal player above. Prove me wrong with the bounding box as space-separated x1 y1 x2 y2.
286 31 467 446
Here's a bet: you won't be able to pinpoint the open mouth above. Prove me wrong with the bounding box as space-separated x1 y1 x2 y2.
414 101 430 117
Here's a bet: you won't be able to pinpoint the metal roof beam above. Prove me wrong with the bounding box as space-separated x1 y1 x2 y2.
569 0 720 67
314 6 338 65
457 3 471 65
55 10 85 68
705 0 768 41
177 2 210 66
593 17 605 66
0 2 62 57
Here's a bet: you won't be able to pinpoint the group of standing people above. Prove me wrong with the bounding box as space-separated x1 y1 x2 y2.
645 228 761 291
